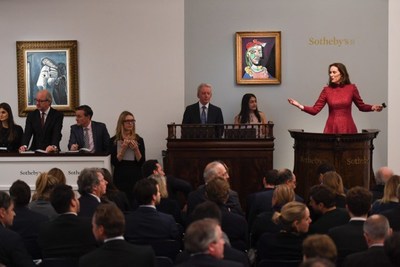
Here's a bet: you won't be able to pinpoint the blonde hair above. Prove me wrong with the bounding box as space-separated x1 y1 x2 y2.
272 201 307 232
48 168 67 185
380 175 400 203
32 172 66 201
148 174 168 198
302 234 337 262
114 111 138 143
321 171 345 196
272 184 295 208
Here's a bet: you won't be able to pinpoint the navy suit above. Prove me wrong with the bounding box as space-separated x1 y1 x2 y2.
124 206 181 241
182 102 224 124
0 224 35 267
79 239 155 267
78 193 101 218
38 213 97 258
343 246 395 267
22 107 63 150
68 121 110 153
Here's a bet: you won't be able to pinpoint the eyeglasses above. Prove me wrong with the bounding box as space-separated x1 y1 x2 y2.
35 99 49 103
123 119 136 124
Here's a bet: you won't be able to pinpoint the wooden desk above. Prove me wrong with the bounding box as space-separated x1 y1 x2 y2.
163 123 275 209
0 153 111 190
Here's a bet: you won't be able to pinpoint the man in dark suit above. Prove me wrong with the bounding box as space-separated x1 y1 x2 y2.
77 168 108 218
187 161 243 216
124 178 181 241
0 191 35 267
79 203 155 267
328 186 372 267
182 83 224 124
68 105 110 153
19 89 63 152
344 214 394 267
175 218 243 267
38 184 97 258
308 184 349 234
9 180 48 260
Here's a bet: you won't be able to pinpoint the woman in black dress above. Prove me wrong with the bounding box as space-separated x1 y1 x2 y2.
110 111 145 205
0 102 23 152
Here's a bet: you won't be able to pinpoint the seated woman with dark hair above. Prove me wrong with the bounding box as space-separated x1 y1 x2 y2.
101 168 131 212
0 102 23 152
257 201 311 263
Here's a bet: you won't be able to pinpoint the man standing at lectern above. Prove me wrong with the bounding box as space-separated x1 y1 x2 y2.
182 83 224 125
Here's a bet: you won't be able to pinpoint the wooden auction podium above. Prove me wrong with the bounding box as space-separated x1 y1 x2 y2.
163 123 275 209
289 129 379 199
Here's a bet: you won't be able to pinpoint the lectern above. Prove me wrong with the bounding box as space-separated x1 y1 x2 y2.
163 123 275 209
289 129 379 199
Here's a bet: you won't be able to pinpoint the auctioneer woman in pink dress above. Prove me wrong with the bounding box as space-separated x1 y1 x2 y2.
288 62 383 134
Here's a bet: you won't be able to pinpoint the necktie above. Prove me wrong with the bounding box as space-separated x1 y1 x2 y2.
201 106 207 124
84 127 90 148
40 112 45 127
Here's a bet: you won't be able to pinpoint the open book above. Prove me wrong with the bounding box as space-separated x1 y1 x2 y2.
65 148 92 153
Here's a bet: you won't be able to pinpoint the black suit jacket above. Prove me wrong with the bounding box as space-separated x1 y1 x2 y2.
343 246 395 267
309 208 350 234
79 239 155 267
38 213 97 258
175 254 244 267
78 193 101 218
219 205 248 251
22 107 63 150
182 102 224 124
381 206 400 232
328 220 368 267
124 206 181 241
68 121 110 153
10 206 49 259
0 224 35 267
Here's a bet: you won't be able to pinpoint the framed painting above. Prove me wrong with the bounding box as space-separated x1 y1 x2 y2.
16 40 79 116
236 31 281 85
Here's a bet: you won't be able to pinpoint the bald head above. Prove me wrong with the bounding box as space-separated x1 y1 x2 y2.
363 214 392 246
203 161 229 183
375 167 394 185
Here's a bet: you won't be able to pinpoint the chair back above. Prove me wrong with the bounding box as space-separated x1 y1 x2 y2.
128 239 181 261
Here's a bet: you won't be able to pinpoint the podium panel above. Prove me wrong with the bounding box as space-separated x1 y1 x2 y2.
289 129 379 199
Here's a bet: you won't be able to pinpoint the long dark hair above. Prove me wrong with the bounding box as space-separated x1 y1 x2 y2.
238 93 261 123
328 63 351 87
0 102 18 142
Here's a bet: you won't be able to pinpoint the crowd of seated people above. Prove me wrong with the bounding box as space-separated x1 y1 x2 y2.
1 162 400 267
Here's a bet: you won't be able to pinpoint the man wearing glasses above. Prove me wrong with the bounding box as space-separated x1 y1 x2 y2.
19 89 63 153
68 105 110 153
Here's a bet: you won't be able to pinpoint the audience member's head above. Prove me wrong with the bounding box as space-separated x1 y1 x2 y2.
184 218 225 259
190 201 222 224
0 191 15 227
316 163 336 183
203 161 229 183
363 214 392 246
133 178 160 205
148 174 168 198
321 171 345 196
205 176 230 205
302 234 337 263
272 201 311 233
32 172 66 201
9 180 31 207
50 184 78 214
384 232 400 267
300 258 335 267
142 159 165 178
309 185 336 214
381 175 400 203
262 169 279 187
92 203 125 242
48 167 67 185
345 186 372 217
375 166 393 185
277 168 297 189
77 168 107 197
100 168 119 193
271 184 295 210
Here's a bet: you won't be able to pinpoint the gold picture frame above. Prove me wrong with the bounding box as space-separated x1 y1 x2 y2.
16 40 79 116
236 31 281 85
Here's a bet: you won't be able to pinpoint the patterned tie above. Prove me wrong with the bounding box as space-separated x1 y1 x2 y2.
84 127 90 148
201 106 207 124
40 112 45 127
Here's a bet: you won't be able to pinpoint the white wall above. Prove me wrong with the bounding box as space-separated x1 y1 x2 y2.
0 0 184 163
